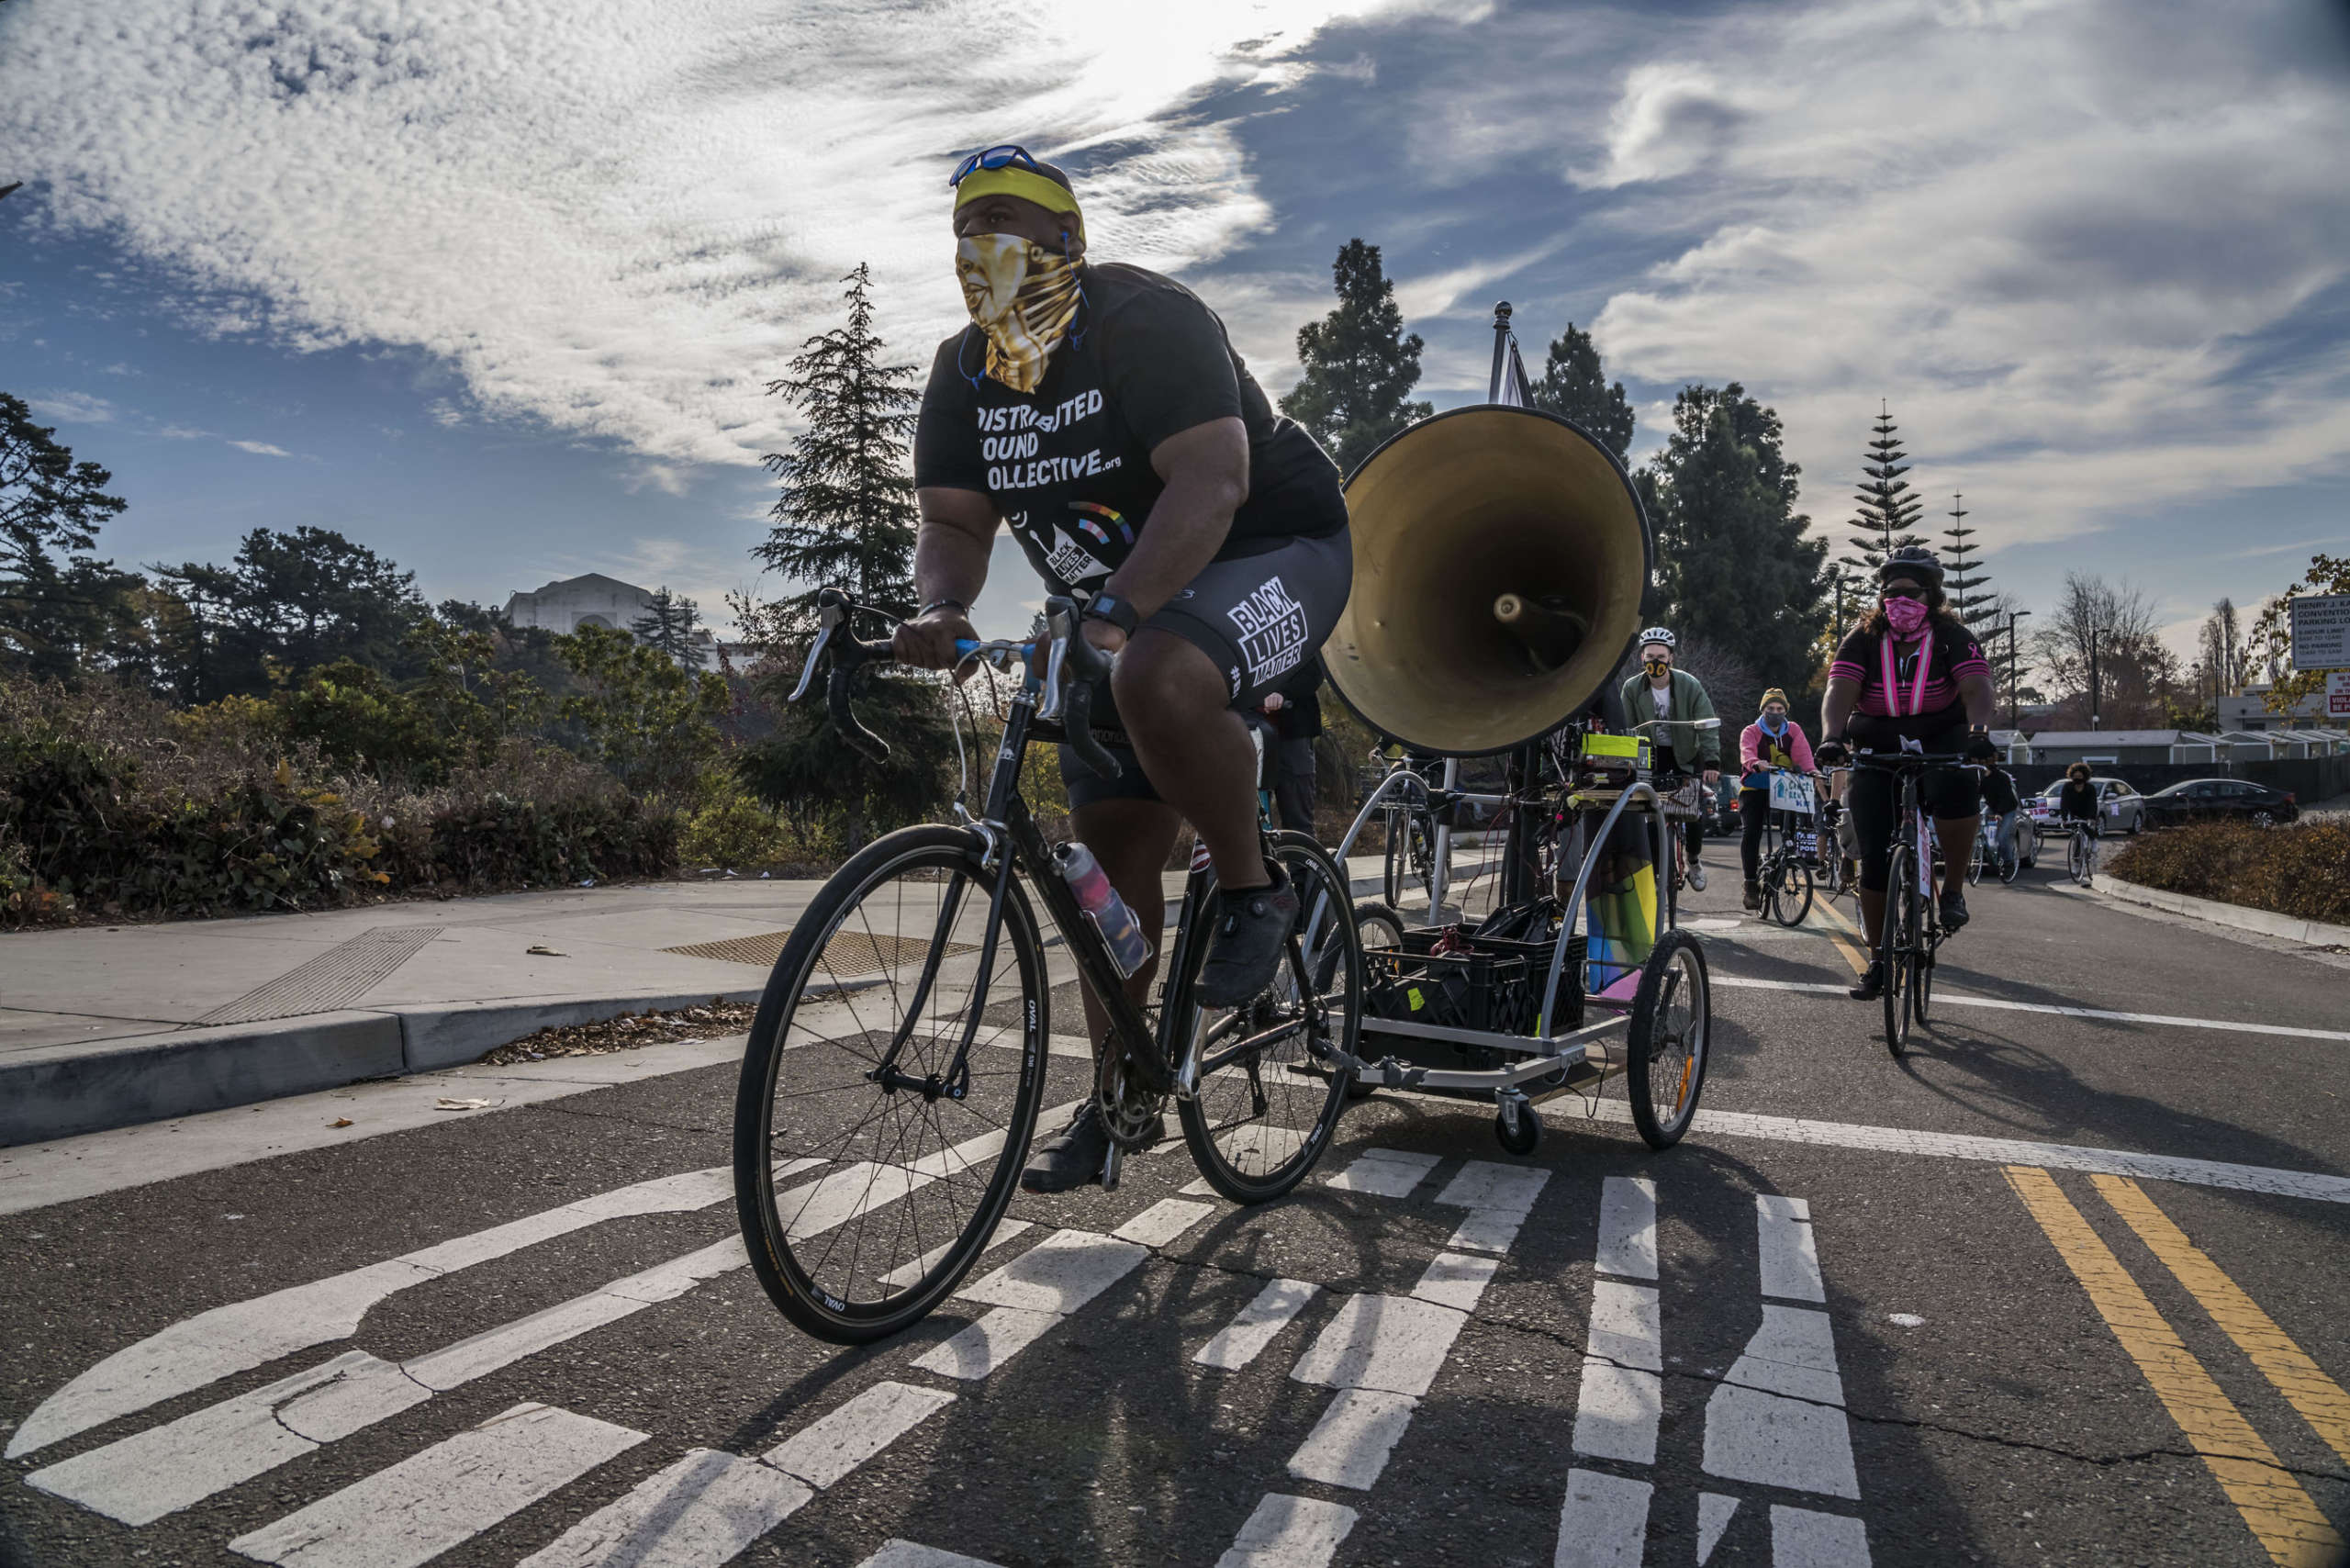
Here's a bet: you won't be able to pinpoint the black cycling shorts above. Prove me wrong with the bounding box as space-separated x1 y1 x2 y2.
1842 723 1978 892
1059 530 1353 812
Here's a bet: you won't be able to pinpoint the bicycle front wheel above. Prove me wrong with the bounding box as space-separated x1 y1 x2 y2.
2069 832 2093 887
1172 831 1363 1203
1766 857 1814 928
733 825 1048 1344
1881 850 1913 1055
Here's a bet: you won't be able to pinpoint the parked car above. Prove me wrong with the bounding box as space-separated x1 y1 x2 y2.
2025 776 2144 837
2142 778 2300 828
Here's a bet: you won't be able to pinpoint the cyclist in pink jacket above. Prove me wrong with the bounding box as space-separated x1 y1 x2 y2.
1739 688 1817 912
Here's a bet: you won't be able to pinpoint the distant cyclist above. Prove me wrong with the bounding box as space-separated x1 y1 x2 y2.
1618 628 1721 890
1738 688 1816 913
2055 762 2100 838
1979 751 2023 873
1814 548 1998 1002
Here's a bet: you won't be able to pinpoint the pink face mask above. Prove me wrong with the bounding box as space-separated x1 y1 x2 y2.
1883 595 1930 637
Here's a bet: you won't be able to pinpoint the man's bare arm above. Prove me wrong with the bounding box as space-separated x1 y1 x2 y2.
1957 670 1997 731
1101 417 1250 619
1821 676 1860 743
894 487 998 670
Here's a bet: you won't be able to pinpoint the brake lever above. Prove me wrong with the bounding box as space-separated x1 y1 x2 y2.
1040 596 1119 779
788 598 844 704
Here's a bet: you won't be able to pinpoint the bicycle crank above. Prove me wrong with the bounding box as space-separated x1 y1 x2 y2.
1097 1045 1169 1153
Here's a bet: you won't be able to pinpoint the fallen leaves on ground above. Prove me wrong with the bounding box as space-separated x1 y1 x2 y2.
433 1096 498 1111
328 1116 353 1127
473 999 757 1067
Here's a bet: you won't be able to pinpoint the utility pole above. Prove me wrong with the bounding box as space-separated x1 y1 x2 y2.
2005 610 2031 731
1830 567 1846 646
2087 626 2102 732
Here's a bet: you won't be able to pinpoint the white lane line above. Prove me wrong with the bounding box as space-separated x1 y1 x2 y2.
856 1544 1008 1568
1702 1305 1860 1500
1411 1250 1501 1313
1433 1159 1550 1253
1570 1281 1662 1465
5 1164 752 1461
1214 1494 1360 1568
1757 1194 1827 1304
1290 1294 1465 1398
228 1402 644 1568
1711 973 2350 1043
1771 1504 1873 1566
1595 1176 1657 1281
1113 1197 1214 1249
1285 1388 1418 1490
877 1220 1034 1290
764 1381 957 1490
1323 1148 1442 1197
1193 1280 1320 1372
957 1229 1147 1315
1551 1468 1651 1568
912 1307 1062 1381
1696 1493 1739 1564
518 1450 811 1568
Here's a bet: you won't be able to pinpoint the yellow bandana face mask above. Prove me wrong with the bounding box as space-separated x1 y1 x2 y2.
957 232 1080 394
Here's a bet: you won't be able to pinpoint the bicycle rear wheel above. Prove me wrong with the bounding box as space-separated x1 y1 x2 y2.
1881 850 1913 1055
1765 856 1814 927
1342 902 1404 1102
733 825 1048 1344
1172 832 1363 1203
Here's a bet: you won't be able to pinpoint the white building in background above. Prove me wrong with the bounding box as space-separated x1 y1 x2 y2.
2219 687 2344 733
502 572 717 662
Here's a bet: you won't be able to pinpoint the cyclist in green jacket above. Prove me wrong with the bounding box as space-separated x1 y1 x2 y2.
1618 629 1721 890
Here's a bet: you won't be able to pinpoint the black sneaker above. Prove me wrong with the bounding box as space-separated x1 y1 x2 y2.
1197 864 1299 1007
1021 1103 1109 1193
1848 961 1886 1001
1940 889 1970 933
1742 880 1762 913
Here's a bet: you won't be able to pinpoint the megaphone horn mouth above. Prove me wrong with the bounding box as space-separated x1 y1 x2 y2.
1326 405 1652 756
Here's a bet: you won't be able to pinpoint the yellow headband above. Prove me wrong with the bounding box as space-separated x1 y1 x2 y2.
953 166 1082 223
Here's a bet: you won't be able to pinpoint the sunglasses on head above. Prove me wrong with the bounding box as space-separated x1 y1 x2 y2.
949 144 1046 186
1882 585 1926 600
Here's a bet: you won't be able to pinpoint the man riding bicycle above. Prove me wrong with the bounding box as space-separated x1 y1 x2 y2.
1815 547 1998 1002
895 146 1350 1192
1618 628 1721 890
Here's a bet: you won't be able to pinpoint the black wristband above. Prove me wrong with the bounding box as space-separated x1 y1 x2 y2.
1083 592 1141 637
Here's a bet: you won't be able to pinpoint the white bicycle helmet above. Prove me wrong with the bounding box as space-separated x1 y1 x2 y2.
1637 627 1677 649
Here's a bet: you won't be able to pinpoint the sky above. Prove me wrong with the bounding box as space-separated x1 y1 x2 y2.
5 0 2347 663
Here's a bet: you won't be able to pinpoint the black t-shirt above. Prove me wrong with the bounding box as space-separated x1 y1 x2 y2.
1828 616 1989 745
914 263 1346 597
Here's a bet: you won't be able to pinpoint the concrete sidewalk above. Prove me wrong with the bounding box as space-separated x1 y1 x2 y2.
1 856 1411 1145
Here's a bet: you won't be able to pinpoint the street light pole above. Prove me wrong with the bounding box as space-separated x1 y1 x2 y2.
2088 626 2103 732
2006 610 2031 731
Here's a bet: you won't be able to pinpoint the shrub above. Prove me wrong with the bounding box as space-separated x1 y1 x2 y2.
678 775 837 873
2109 820 2350 926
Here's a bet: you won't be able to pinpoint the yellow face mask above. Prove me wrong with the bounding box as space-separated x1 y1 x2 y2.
957 232 1081 393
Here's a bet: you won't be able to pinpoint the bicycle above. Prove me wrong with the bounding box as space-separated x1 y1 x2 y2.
1848 750 1982 1055
1753 770 1817 928
1369 750 1440 911
733 589 1366 1343
1968 812 2022 887
2058 817 2099 888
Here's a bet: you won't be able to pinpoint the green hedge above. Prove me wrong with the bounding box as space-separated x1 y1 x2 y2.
2 680 677 925
2108 820 2350 927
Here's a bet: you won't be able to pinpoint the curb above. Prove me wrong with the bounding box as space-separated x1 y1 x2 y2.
2086 873 2350 949
0 986 765 1148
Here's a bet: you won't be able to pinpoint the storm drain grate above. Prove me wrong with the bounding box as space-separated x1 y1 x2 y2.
662 929 975 975
195 925 446 1026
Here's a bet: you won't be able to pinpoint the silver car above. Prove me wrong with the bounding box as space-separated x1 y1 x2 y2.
2025 776 2146 845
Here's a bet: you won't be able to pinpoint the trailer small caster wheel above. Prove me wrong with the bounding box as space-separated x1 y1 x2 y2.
1494 1092 1540 1157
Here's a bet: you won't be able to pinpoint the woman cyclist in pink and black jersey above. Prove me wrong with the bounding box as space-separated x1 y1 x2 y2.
1813 547 1998 1002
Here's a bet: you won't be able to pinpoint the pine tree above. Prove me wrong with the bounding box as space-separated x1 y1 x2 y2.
1528 323 1635 460
1280 240 1434 476
630 587 706 668
755 263 921 630
1841 402 1929 579
1643 384 1830 700
1941 492 1996 626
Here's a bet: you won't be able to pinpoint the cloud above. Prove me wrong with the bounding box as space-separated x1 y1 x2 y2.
227 438 293 456
27 390 115 422
1 0 1445 469
158 424 211 440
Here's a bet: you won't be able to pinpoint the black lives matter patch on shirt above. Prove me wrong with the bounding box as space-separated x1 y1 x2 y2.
914 263 1345 597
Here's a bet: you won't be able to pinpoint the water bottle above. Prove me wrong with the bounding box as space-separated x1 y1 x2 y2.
1056 841 1151 978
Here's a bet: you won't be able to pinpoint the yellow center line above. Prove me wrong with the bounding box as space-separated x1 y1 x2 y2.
2094 1175 2350 1471
1804 893 1871 976
2004 1167 2346 1568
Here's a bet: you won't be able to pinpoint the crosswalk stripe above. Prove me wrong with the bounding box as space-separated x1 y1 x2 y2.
1322 1148 1440 1197
1595 1176 1657 1281
1289 1294 1465 1397
1696 1493 1739 1563
1113 1197 1214 1248
1701 1305 1860 1500
856 1544 1007 1568
1551 1468 1651 1568
1710 973 2350 1043
911 1307 1061 1381
516 1450 811 1568
764 1381 957 1490
1214 1494 1359 1568
227 1402 644 1568
956 1229 1147 1316
876 1220 1033 1290
1432 1159 1550 1253
1410 1250 1499 1313
1770 1504 1874 1566
1193 1280 1321 1372
1571 1282 1662 1466
1756 1194 1827 1304
1285 1388 1417 1490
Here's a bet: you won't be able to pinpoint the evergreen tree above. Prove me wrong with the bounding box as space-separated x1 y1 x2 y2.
631 587 707 668
1841 402 1929 579
755 263 921 630
1527 323 1635 461
1642 384 1830 698
1941 492 1997 626
1280 240 1433 476
0 391 137 681
154 525 426 695
743 265 954 845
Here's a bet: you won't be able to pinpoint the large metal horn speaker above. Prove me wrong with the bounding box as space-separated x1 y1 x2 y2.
1325 404 1652 756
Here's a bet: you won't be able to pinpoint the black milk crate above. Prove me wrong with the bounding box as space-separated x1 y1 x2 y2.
1363 926 1586 1039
